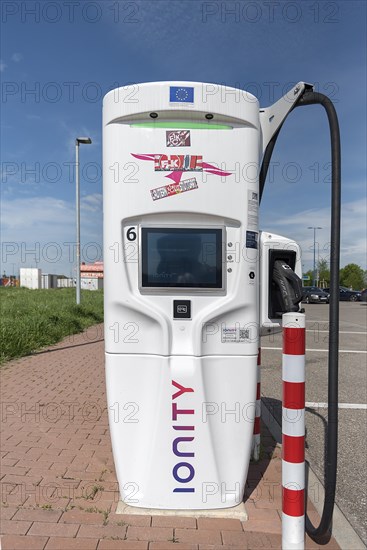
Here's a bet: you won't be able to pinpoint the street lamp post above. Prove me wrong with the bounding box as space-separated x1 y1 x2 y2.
75 137 92 305
308 226 322 286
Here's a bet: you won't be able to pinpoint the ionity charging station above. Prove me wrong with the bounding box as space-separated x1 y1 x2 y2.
103 82 340 546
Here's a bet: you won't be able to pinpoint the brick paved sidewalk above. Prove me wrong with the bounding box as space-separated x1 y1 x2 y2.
1 325 339 549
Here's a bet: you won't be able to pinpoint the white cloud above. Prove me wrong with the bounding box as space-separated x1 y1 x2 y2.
262 199 367 270
11 52 23 62
1 196 103 275
81 193 103 213
1 196 74 237
0 53 23 72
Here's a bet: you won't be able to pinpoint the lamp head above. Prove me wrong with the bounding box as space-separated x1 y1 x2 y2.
76 137 92 145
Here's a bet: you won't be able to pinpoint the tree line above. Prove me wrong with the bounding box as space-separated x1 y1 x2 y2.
303 261 367 290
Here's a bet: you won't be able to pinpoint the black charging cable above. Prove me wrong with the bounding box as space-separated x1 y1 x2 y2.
260 89 341 544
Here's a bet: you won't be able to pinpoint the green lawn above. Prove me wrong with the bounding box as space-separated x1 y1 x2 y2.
0 287 104 364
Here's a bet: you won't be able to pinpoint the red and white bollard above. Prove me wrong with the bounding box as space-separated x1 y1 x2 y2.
252 347 261 461
282 312 306 549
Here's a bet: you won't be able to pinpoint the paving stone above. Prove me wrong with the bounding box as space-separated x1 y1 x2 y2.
60 509 105 524
27 466 67 477
222 530 281 548
126 525 173 542
0 519 32 535
28 521 79 537
1 474 42 486
1 535 48 549
0 506 19 520
175 528 222 545
16 459 52 470
26 449 50 461
45 537 98 549
245 501 281 521
63 469 103 481
197 518 243 531
77 523 127 538
152 516 196 529
242 516 282 535
253 497 283 510
58 450 77 459
108 513 151 527
1 458 19 467
2 448 32 460
0 492 28 507
13 508 63 523
1 466 29 477
150 543 198 550
97 541 148 549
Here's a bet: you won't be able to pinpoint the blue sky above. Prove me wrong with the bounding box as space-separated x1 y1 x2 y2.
1 0 366 277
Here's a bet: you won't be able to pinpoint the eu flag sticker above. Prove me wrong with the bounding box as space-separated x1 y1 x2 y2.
169 86 194 103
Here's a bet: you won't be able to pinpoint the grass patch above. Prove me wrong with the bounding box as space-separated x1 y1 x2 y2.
0 287 104 364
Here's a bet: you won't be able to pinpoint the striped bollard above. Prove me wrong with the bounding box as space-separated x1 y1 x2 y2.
252 347 261 461
282 312 305 550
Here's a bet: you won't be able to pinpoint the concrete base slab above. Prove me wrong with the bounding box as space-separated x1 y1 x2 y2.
116 501 248 521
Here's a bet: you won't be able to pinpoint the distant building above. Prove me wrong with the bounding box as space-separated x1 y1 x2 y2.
80 261 104 290
41 274 58 289
80 261 104 278
0 276 19 287
20 268 41 289
57 278 76 288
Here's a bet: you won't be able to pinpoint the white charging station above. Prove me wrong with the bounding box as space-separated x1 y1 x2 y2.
103 81 304 510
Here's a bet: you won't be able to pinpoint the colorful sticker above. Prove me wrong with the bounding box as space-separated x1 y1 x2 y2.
166 130 191 147
154 155 202 172
150 177 198 201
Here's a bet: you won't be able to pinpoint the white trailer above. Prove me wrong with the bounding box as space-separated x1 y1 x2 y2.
20 268 41 290
81 277 103 291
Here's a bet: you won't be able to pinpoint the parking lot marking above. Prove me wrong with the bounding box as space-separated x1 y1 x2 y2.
306 320 367 330
262 347 367 354
306 402 367 410
306 330 367 335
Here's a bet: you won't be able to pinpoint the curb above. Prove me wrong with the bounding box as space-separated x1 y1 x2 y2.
261 399 366 550
116 501 248 520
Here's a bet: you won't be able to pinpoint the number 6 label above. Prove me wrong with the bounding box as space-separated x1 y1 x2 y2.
126 226 137 241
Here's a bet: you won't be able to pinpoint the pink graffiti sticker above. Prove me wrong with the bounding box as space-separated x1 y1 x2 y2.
150 178 198 201
131 153 232 185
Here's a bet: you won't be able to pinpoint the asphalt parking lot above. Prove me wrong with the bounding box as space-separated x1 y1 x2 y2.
260 302 367 545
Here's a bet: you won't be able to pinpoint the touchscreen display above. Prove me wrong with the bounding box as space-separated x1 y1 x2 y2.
141 228 223 288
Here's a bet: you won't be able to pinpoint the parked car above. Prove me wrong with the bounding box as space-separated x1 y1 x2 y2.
323 286 362 301
302 287 329 304
361 289 367 302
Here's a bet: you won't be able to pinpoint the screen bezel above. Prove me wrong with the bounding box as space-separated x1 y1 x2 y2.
139 226 225 294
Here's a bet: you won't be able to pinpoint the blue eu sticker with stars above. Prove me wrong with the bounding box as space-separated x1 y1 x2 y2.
169 86 194 103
